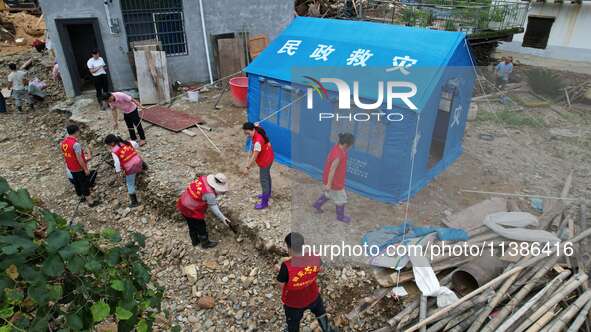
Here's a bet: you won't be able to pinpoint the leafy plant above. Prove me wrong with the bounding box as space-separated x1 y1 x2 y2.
444 19 456 31
525 69 566 98
401 8 416 26
0 177 165 331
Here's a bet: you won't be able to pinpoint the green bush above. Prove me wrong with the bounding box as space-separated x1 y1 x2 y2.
0 177 165 331
525 69 566 98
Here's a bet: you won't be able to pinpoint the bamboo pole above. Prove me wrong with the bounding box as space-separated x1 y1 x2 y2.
514 273 589 332
444 309 477 331
425 292 493 332
481 256 559 332
397 305 422 330
525 310 557 332
420 296 428 332
403 266 524 332
446 309 484 332
566 298 591 332
467 270 522 332
547 290 591 332
497 270 572 332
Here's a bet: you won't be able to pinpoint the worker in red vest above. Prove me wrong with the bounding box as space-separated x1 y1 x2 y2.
60 124 99 207
313 133 355 223
177 173 232 249
276 232 335 332
104 134 145 208
242 122 274 209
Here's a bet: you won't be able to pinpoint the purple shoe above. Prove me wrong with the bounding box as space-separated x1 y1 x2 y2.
313 194 329 213
255 193 270 210
336 205 351 223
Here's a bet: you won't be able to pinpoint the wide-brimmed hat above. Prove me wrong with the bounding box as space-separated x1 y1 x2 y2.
207 173 229 193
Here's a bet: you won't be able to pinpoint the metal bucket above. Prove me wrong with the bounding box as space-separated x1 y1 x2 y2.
452 256 508 296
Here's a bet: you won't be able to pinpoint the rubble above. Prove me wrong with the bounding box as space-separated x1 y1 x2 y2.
2 43 591 331
0 11 44 55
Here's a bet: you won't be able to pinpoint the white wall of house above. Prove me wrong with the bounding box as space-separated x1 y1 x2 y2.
498 2 591 62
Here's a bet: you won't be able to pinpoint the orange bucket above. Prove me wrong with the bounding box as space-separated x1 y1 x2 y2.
229 77 248 107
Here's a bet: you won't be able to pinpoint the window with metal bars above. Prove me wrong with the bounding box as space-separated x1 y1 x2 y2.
120 0 188 56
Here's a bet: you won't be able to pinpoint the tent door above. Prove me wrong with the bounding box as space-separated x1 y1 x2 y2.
428 83 456 169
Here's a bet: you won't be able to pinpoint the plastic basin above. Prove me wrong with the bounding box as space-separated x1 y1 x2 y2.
229 76 248 107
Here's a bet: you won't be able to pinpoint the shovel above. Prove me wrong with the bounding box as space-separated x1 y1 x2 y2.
214 84 229 110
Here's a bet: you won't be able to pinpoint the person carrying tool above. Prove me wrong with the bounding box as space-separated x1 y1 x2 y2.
104 134 145 208
87 49 109 109
6 63 33 112
103 92 146 146
177 173 232 249
313 133 355 223
60 124 99 207
242 122 274 209
276 232 335 332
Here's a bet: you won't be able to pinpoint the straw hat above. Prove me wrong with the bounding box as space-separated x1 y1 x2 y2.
206 173 229 193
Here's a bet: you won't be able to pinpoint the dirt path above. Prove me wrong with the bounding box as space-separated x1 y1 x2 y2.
0 110 394 331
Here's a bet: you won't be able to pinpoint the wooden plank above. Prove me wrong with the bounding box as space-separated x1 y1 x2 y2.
133 50 171 105
248 34 269 59
217 36 245 79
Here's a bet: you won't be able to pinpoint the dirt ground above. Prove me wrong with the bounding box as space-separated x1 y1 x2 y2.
1 49 590 330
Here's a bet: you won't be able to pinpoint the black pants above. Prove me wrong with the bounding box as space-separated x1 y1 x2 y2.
284 295 326 332
184 216 207 245
71 171 91 197
93 74 108 104
123 109 146 141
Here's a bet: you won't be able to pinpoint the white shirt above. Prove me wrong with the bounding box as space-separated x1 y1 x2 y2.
87 57 106 76
7 70 27 90
112 140 140 173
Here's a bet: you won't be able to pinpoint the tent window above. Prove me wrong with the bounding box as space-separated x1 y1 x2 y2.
330 108 384 158
260 80 280 125
290 91 302 134
278 86 292 129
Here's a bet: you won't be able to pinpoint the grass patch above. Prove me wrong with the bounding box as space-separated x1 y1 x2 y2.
477 110 545 128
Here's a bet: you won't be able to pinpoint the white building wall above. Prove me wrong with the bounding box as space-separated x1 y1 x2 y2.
498 2 591 62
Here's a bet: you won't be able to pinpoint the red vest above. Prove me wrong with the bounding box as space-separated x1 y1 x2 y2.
112 143 143 175
323 145 348 190
281 255 321 308
176 176 214 219
252 131 274 168
61 136 84 172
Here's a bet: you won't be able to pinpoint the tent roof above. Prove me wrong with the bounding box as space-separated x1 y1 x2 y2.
244 17 468 107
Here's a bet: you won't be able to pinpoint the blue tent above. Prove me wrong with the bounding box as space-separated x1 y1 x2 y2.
244 17 476 203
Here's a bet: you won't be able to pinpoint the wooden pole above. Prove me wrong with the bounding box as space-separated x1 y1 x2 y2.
403 266 524 332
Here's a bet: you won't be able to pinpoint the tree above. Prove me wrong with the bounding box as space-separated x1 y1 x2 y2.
0 177 166 331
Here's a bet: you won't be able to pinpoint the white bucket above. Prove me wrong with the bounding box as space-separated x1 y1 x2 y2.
187 90 199 102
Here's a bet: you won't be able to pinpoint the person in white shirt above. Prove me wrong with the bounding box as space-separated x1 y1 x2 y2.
6 63 32 112
87 49 109 109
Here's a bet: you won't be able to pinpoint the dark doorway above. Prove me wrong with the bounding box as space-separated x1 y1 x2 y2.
428 82 456 169
522 16 555 49
55 18 110 95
